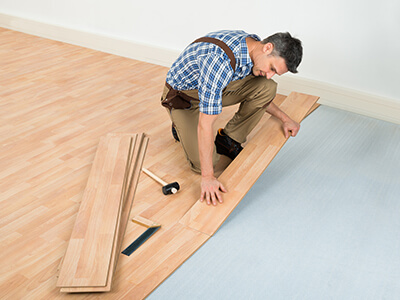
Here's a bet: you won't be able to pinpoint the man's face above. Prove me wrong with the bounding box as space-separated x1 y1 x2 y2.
252 43 288 79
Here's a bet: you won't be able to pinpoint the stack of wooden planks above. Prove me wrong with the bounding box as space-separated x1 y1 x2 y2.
56 133 149 292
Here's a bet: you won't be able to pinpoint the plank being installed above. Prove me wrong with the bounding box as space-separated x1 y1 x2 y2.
179 92 319 236
122 92 319 299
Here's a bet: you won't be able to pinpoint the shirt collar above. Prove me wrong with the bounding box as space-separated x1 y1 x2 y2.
239 34 260 69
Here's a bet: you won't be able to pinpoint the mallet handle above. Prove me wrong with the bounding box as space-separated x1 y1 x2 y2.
142 168 168 186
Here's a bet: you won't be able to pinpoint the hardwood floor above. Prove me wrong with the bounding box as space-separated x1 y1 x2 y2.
0 27 175 299
0 28 317 299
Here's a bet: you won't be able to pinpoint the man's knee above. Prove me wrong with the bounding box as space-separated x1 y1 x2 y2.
253 77 277 100
264 78 277 98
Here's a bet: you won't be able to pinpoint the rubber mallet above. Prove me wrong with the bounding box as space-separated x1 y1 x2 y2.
142 168 180 195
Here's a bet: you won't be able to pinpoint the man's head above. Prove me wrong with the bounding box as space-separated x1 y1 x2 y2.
249 32 302 79
262 32 303 74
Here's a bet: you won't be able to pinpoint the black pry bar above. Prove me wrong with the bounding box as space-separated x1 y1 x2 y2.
121 226 161 256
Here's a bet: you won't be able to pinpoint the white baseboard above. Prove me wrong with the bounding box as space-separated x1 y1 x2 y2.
0 12 177 67
1 12 399 124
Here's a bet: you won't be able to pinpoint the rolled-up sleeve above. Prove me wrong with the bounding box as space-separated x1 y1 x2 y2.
197 53 233 115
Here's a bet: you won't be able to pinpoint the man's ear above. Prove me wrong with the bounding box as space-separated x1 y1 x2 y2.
263 42 274 55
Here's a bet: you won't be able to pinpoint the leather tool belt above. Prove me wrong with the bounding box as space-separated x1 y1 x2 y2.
162 82 194 110
161 37 236 111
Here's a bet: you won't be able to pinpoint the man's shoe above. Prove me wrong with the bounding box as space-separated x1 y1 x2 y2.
172 124 180 142
215 128 243 160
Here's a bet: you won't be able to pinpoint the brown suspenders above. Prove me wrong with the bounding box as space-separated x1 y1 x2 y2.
162 37 236 111
191 37 236 71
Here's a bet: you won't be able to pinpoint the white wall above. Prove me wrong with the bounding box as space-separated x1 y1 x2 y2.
1 0 399 114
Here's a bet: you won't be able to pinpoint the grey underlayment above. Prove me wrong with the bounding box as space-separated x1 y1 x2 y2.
149 105 400 300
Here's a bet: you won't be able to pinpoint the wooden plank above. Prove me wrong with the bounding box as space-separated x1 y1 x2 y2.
60 134 149 292
179 92 319 236
97 134 143 291
56 135 110 287
306 102 320 117
57 135 133 287
132 215 161 228
115 135 149 271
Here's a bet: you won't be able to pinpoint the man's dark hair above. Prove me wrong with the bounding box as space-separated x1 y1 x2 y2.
262 32 303 73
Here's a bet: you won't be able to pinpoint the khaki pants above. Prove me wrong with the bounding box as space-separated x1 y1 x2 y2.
161 75 277 173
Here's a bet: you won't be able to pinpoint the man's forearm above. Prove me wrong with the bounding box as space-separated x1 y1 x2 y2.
197 112 227 205
265 102 290 123
265 101 300 138
198 112 218 178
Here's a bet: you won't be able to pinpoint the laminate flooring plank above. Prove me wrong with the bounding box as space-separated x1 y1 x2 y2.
58 135 127 287
306 103 320 117
56 136 109 287
76 135 132 287
60 134 149 292
57 135 133 287
179 92 319 236
109 135 148 279
104 134 140 285
119 136 149 255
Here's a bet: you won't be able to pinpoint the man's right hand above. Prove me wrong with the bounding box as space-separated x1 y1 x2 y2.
200 175 227 206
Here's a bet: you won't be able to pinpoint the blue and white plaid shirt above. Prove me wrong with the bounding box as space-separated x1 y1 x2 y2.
166 30 260 115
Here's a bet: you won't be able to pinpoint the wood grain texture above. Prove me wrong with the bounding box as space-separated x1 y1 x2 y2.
60 134 149 293
57 135 133 287
307 103 320 117
0 28 319 299
132 215 161 228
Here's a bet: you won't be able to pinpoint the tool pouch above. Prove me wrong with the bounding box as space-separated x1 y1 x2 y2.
161 83 194 111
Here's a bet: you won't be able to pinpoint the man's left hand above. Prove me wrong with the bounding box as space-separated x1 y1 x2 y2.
282 119 300 138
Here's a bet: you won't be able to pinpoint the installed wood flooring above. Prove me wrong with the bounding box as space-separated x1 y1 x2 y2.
0 28 317 299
